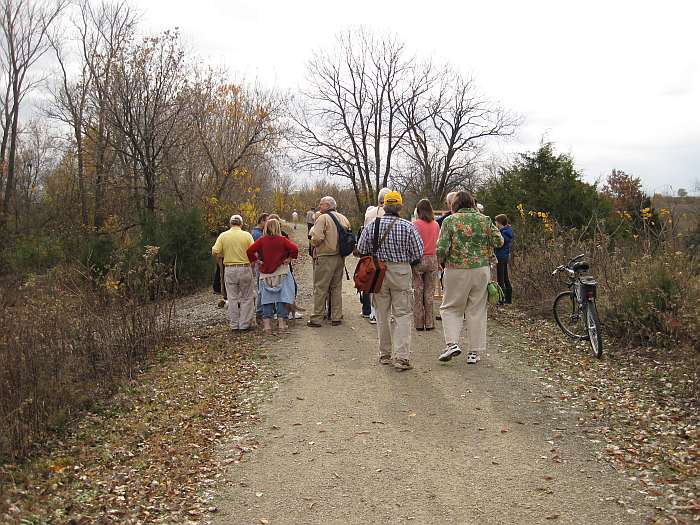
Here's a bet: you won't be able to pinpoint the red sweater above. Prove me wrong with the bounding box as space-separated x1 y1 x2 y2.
246 235 299 274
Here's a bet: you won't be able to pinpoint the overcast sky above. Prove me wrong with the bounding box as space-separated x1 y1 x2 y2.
138 0 699 194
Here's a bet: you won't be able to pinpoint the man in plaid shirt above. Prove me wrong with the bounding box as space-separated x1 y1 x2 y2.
356 191 423 370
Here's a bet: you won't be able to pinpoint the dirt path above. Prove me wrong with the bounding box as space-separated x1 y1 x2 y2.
210 226 647 525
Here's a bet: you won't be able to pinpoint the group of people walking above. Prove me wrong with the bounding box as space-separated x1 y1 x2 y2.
212 188 515 371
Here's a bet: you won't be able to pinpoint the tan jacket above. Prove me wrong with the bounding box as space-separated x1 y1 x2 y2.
311 211 351 256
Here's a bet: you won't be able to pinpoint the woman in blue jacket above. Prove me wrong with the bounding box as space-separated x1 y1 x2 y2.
494 214 514 304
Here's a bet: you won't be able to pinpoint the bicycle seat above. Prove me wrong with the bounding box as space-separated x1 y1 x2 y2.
571 261 589 272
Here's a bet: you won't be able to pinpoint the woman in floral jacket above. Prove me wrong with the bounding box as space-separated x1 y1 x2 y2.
436 191 503 364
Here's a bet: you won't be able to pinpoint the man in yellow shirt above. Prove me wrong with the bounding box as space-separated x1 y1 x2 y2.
212 215 255 331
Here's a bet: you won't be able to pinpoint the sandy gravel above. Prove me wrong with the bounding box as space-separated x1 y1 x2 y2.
208 226 647 525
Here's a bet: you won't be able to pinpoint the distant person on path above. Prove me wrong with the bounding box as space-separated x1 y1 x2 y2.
436 192 457 228
247 218 299 334
412 198 440 331
436 191 503 364
292 210 299 230
307 196 351 327
211 214 256 331
251 213 269 241
356 191 424 370
360 187 392 323
306 208 316 234
495 214 514 305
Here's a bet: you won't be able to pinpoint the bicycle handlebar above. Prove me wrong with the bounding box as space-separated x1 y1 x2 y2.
567 253 585 267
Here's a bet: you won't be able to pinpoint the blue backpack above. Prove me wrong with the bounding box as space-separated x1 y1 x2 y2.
327 212 356 257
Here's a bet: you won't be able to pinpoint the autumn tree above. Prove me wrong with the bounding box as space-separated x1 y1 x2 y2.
103 29 189 214
191 75 285 201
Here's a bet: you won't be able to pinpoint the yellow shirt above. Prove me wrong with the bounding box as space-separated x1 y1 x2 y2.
212 226 254 265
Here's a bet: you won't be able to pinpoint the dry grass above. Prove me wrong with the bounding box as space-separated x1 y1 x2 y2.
0 268 173 461
510 225 699 351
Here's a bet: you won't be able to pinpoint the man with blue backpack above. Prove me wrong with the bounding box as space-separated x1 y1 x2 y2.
307 196 355 327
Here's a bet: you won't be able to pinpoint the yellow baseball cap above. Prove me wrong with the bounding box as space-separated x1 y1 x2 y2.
383 191 403 205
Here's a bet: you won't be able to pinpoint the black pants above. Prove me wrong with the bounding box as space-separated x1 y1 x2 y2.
361 291 372 316
496 259 513 304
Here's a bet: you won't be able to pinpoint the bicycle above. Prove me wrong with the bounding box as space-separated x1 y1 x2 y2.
551 254 603 358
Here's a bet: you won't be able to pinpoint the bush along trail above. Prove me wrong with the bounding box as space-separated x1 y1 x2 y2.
0 227 697 524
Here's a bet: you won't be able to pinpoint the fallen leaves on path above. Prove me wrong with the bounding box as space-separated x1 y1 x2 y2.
0 324 269 524
492 307 699 525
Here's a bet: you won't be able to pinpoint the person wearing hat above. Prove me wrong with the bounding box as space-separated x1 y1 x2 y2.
356 190 424 371
212 214 256 331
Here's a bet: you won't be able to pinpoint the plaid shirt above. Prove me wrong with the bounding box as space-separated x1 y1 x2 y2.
357 215 424 263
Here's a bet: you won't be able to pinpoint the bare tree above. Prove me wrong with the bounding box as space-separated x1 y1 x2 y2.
103 29 188 213
292 29 433 213
399 70 519 203
0 0 66 227
45 0 136 228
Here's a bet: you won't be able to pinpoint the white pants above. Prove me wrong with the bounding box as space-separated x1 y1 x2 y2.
225 265 255 329
440 266 490 354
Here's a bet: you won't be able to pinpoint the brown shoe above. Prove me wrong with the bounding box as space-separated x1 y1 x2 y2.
331 320 342 326
393 359 413 371
307 321 322 328
379 355 392 365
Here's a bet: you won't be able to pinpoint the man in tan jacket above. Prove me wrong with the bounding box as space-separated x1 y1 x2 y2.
307 196 351 327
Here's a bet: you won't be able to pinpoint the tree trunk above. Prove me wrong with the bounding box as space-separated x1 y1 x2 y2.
75 125 88 226
2 100 20 221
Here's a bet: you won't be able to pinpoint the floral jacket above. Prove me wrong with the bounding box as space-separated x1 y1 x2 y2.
436 208 504 269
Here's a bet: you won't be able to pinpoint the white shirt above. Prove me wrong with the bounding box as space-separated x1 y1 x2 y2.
363 205 385 227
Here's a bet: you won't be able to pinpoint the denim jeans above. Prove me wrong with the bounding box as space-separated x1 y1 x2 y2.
262 302 287 319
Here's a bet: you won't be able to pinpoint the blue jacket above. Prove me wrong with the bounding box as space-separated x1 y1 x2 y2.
495 226 514 261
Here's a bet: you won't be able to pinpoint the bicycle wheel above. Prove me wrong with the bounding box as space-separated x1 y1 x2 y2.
553 291 587 340
585 300 604 358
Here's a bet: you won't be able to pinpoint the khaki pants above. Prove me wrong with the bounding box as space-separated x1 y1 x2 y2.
374 262 413 360
440 266 490 354
412 255 438 329
311 255 344 323
225 265 255 329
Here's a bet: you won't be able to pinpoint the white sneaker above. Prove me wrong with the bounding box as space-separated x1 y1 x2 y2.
466 352 479 364
294 312 304 319
368 316 377 325
438 344 461 362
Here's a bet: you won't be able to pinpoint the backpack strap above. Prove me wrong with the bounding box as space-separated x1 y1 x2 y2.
373 217 399 256
326 211 344 250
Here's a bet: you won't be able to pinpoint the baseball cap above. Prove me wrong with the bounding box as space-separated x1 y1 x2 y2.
383 191 403 205
230 214 243 224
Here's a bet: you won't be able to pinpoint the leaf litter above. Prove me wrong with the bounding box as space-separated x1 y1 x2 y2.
0 322 272 524
491 307 699 524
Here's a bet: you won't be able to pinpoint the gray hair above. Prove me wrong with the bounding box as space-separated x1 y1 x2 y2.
378 187 392 205
446 191 458 207
384 203 402 216
320 196 337 209
230 214 243 226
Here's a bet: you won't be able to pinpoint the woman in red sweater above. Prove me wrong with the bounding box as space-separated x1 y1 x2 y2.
247 219 299 334
412 199 440 330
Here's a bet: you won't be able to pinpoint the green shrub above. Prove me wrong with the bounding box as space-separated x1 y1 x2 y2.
80 235 118 277
140 208 211 287
2 234 65 274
